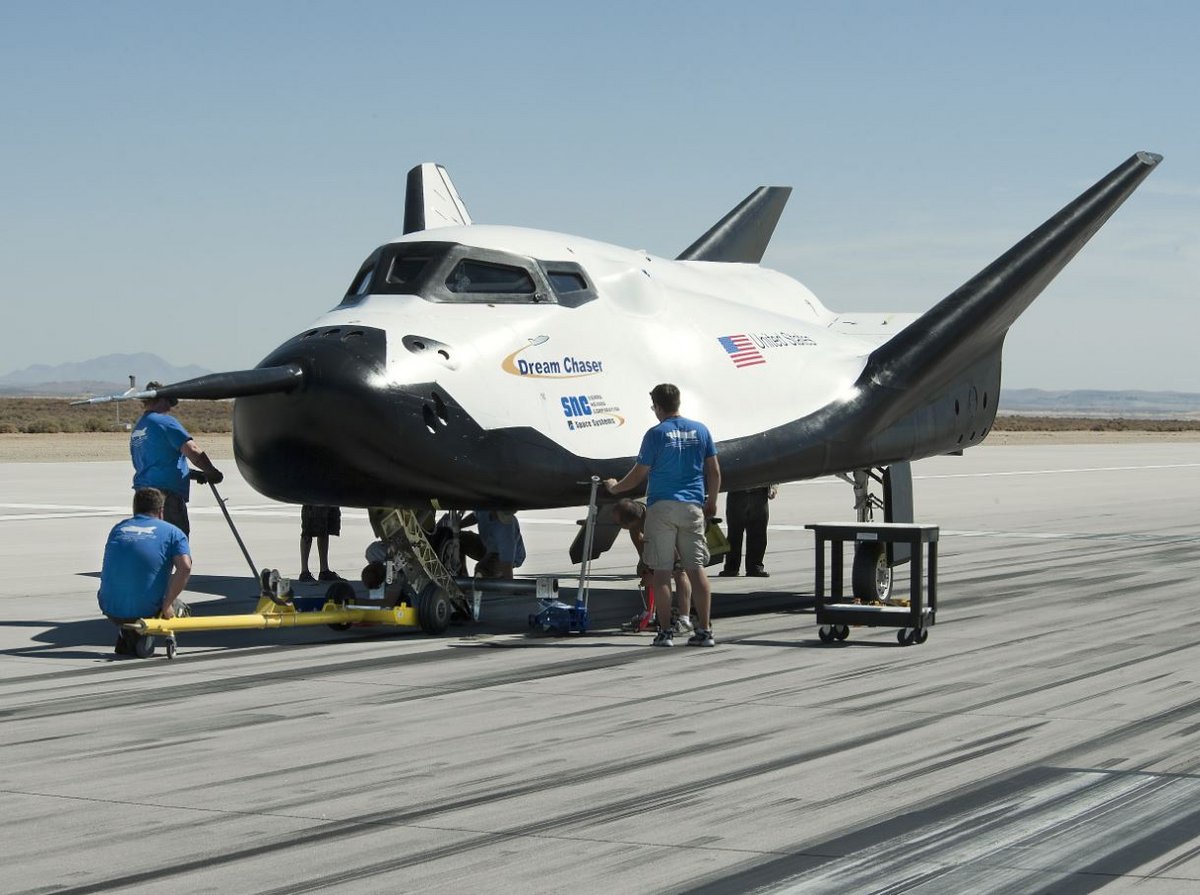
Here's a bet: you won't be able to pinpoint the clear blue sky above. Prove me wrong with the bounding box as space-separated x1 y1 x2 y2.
1 0 1195 390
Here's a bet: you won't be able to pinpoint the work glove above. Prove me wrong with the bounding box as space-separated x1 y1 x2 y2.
208 468 224 485
188 469 208 484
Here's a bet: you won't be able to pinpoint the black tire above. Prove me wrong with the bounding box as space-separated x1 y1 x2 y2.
417 583 452 635
134 634 156 658
915 627 929 644
165 637 176 660
818 625 834 643
433 530 464 577
897 628 910 646
325 581 355 605
835 625 850 641
853 542 893 601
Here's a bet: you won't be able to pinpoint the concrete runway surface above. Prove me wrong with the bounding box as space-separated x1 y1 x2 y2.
2 443 1200 894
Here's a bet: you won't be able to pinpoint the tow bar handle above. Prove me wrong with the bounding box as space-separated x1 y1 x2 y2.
208 480 260 583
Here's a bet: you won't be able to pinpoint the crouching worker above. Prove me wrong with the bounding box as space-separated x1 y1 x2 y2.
98 488 192 656
473 510 526 579
613 498 693 633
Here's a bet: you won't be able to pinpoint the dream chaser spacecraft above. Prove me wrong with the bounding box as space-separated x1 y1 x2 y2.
125 152 1160 590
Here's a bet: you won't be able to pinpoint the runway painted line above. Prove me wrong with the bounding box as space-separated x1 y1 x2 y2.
3 505 1194 544
0 503 352 523
781 462 1200 488
769 524 1198 544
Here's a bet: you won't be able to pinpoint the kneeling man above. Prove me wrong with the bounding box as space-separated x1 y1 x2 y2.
98 488 192 655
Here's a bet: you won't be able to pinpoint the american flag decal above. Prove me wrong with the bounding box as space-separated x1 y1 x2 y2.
717 334 766 368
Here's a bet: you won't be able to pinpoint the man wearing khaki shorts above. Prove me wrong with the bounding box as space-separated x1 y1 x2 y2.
604 383 720 647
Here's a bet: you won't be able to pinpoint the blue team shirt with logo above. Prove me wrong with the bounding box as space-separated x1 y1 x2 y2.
97 514 191 618
637 416 717 506
130 411 192 498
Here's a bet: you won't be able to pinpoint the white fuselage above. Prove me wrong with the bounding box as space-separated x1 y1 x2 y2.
312 224 913 457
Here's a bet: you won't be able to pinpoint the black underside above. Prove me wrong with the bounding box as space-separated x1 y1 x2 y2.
232 326 1000 510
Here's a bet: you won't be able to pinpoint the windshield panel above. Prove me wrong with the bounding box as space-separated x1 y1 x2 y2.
446 259 536 295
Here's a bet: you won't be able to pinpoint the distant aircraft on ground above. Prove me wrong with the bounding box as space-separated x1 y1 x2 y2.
83 151 1161 598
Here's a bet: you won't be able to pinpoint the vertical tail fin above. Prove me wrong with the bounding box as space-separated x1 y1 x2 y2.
404 163 473 234
677 186 792 263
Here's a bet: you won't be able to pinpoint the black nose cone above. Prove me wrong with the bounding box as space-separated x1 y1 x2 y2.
233 326 405 506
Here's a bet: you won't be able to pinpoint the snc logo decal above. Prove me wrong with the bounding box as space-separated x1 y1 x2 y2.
560 394 624 430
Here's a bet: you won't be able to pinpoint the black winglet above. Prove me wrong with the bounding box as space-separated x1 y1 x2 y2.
860 151 1161 425
676 186 792 263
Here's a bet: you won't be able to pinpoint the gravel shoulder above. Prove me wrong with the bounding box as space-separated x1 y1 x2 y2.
0 432 237 463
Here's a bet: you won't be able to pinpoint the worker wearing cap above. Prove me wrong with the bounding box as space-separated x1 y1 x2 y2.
130 381 223 535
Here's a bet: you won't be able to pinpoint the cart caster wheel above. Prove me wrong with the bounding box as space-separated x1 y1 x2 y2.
914 627 929 644
897 628 911 646
835 625 850 641
818 625 834 643
165 637 176 660
134 634 156 658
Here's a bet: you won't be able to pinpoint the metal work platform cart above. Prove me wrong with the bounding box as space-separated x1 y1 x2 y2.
806 522 939 646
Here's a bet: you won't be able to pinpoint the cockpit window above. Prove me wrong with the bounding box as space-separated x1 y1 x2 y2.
386 255 430 286
336 242 597 309
538 260 597 308
548 271 587 293
445 259 536 295
340 250 381 307
355 269 375 295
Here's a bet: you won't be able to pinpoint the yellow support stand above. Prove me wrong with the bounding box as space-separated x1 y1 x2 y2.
127 597 419 636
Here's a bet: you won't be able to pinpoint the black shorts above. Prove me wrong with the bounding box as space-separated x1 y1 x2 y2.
301 505 341 537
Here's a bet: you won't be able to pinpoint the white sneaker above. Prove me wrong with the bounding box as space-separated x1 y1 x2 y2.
652 628 674 647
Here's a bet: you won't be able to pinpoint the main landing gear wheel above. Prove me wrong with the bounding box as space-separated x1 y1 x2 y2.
853 542 893 601
326 581 356 631
417 583 452 635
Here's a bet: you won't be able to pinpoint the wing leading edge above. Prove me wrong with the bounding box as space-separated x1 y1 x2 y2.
860 150 1162 433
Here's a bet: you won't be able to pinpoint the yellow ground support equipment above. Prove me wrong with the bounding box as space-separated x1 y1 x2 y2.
120 570 424 659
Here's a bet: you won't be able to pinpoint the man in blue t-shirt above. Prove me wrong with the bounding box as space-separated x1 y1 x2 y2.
605 383 721 647
130 382 224 535
98 488 193 655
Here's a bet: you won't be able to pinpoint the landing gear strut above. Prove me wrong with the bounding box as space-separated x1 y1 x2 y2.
369 508 474 633
836 463 912 601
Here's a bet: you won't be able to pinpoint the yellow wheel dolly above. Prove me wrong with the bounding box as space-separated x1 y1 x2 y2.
122 569 423 659
120 491 459 659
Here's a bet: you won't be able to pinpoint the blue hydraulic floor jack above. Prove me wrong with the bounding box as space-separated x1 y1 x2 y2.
529 477 600 635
